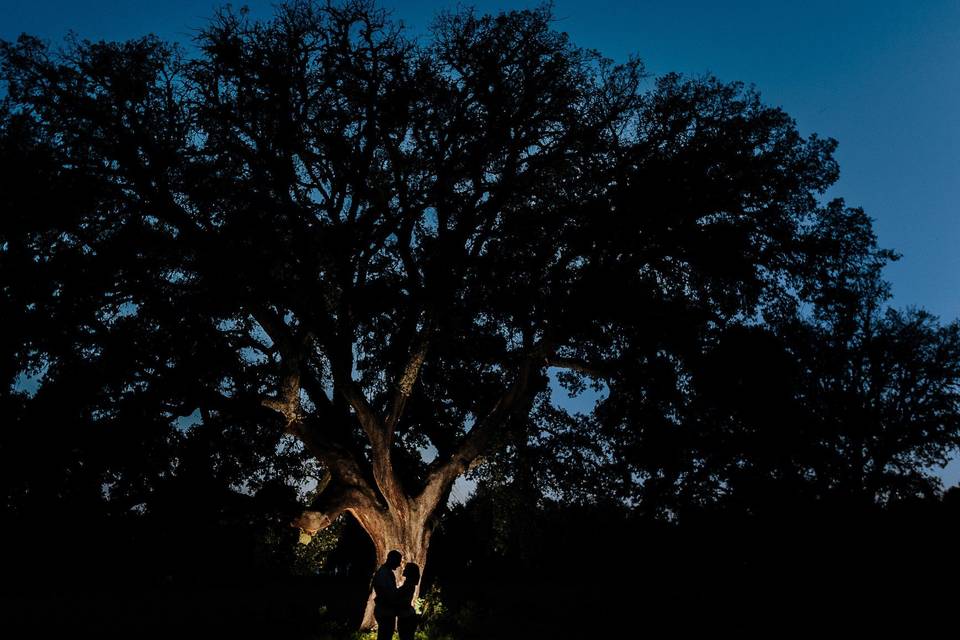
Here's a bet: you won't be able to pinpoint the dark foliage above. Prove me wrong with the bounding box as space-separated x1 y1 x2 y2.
425 487 960 637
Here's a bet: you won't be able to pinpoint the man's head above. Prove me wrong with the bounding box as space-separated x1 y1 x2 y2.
386 549 402 569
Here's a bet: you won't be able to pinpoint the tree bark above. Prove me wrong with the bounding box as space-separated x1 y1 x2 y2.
351 504 434 631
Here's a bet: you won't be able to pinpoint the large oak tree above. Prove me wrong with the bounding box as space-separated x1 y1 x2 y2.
1 0 867 627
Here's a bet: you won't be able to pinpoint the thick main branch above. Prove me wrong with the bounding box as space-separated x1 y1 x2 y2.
418 352 543 512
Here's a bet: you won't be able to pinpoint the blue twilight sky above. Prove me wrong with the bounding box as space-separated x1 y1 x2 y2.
2 1 959 486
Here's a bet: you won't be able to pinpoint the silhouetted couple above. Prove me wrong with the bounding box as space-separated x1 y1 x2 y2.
372 550 421 640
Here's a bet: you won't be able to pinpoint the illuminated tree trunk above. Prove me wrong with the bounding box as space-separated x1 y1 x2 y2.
352 504 434 631
290 344 541 631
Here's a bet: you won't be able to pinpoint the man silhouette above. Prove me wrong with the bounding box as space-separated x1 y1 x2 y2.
373 549 403 640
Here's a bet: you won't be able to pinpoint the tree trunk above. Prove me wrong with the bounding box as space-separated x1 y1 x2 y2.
353 504 434 631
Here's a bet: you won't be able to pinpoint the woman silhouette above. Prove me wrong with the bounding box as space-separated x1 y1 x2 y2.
395 562 421 640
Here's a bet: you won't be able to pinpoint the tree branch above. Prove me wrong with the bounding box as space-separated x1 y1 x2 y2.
544 355 617 380
385 320 434 434
417 349 545 512
329 360 405 510
289 416 382 509
292 481 376 534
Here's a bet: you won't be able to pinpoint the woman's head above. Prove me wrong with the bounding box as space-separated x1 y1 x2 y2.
402 562 421 584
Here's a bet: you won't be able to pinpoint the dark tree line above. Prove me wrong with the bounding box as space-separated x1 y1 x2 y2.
502 203 960 517
1 0 958 632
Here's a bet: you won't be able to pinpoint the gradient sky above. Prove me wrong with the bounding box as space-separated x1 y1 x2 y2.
3 0 958 486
